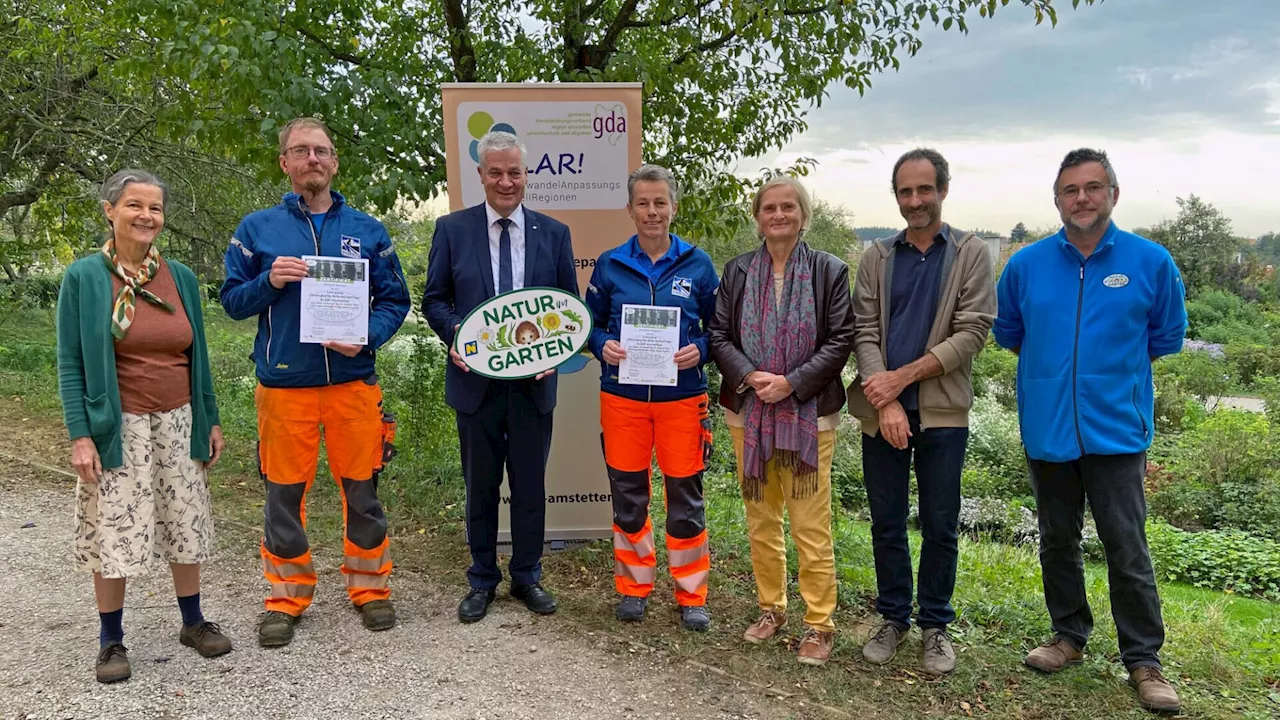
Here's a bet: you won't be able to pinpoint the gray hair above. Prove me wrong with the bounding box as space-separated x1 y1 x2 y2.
1055 147 1118 193
100 169 168 217
627 164 679 204
476 131 528 168
891 148 950 194
752 175 812 231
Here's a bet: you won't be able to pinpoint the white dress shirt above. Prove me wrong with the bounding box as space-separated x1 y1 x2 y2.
485 203 526 292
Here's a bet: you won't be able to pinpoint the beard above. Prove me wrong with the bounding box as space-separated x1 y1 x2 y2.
1064 205 1112 234
902 202 939 228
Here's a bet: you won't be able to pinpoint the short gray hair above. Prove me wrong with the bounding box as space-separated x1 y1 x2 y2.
476 131 528 168
752 175 812 231
1055 148 1118 193
100 169 168 214
627 164 679 204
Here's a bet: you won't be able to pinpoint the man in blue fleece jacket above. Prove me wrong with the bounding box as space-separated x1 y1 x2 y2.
994 148 1186 714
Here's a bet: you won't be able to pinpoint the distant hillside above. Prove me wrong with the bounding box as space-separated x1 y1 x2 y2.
853 226 899 241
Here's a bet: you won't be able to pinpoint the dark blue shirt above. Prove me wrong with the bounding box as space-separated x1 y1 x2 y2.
887 226 948 411
631 235 680 286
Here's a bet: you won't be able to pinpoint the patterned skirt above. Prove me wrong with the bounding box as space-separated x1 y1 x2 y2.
73 403 214 577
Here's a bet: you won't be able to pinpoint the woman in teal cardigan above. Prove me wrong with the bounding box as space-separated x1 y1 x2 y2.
57 169 231 684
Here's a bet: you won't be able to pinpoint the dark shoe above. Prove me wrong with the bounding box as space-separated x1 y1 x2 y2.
95 643 130 683
616 595 648 622
180 620 233 658
511 583 557 615
458 587 496 623
680 605 710 632
921 627 956 675
358 599 397 631
862 620 910 664
257 611 297 648
1024 637 1084 673
1129 666 1181 714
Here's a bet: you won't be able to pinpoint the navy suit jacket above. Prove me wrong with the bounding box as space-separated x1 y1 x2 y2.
422 203 580 415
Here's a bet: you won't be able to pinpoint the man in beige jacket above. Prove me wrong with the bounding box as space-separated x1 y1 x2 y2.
849 148 996 675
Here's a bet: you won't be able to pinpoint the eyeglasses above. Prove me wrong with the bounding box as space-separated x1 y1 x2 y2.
285 145 336 160
1057 182 1111 202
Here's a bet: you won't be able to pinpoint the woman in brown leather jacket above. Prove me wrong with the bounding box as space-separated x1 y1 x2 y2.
709 176 854 666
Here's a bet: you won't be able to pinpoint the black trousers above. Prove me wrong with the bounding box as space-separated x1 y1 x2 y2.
455 380 554 590
1028 451 1165 670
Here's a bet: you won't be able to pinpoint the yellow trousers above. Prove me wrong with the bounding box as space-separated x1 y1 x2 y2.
730 425 838 631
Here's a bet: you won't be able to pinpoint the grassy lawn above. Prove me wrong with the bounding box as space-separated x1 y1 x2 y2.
5 308 1278 719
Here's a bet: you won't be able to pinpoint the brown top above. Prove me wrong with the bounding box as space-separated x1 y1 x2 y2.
112 259 193 414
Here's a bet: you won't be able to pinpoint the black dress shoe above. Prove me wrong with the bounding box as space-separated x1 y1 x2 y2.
510 582 558 615
458 587 496 623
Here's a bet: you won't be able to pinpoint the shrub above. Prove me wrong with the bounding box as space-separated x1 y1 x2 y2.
1151 410 1280 536
964 395 1028 497
0 272 63 310
1153 351 1228 430
1147 521 1280 601
971 338 1017 410
1224 343 1280 388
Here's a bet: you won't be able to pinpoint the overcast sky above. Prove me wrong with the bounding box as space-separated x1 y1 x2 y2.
740 0 1280 237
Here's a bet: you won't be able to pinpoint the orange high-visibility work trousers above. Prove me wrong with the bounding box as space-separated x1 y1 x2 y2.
601 392 712 607
256 379 392 616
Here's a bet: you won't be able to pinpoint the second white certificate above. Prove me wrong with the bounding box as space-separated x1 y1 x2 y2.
618 304 680 386
300 255 369 345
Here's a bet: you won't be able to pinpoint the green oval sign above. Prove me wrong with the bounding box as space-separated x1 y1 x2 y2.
454 287 594 380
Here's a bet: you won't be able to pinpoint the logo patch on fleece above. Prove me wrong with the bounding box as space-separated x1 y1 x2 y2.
340 235 361 258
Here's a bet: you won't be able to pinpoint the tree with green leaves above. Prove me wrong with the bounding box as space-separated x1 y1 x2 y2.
1010 222 1029 243
1147 195 1241 296
101 0 1097 243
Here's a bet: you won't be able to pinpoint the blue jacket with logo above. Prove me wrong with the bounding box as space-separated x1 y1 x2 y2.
993 222 1186 462
585 234 719 402
220 191 411 388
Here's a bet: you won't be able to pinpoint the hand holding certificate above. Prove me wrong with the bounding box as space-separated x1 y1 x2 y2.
300 255 370 345
618 304 680 386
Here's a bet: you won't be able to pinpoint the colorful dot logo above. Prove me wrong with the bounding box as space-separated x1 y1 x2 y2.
467 112 518 163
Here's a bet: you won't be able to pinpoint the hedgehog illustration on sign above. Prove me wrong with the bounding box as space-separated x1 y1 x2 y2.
514 321 541 345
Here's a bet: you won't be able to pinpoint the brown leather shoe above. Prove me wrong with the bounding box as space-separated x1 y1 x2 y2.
1129 666 1181 714
180 620 233 658
1024 637 1084 673
95 643 130 683
743 609 786 644
796 627 834 666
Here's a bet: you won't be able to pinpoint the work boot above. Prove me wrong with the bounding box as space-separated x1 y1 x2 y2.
179 621 233 658
1024 637 1084 673
743 609 786 644
921 627 956 675
680 605 710 632
358 599 396 631
862 620 910 665
95 643 130 684
257 611 298 648
796 627 835 667
1129 666 1181 714
616 596 648 622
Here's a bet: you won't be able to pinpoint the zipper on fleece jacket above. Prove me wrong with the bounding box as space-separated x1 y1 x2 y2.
1071 261 1087 456
301 199 332 385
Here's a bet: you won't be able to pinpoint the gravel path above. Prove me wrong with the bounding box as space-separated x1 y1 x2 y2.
0 460 791 720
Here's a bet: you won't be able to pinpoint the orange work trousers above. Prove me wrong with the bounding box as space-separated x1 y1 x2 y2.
256 379 392 615
601 392 711 607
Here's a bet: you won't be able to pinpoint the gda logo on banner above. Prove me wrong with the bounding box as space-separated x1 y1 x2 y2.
455 288 594 379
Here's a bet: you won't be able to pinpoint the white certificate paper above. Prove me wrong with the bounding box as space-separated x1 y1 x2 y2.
299 255 369 345
618 304 680 386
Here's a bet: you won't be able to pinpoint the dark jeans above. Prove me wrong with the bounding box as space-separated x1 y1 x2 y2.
862 411 968 629
1028 452 1164 670
456 380 554 591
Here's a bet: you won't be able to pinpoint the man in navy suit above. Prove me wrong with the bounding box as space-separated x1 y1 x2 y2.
423 131 579 623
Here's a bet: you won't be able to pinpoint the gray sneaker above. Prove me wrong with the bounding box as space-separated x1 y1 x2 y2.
616 596 648 622
862 620 910 665
922 627 956 675
680 605 710 632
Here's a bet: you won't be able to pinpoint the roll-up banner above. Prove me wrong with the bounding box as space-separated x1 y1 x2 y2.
440 83 644 545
